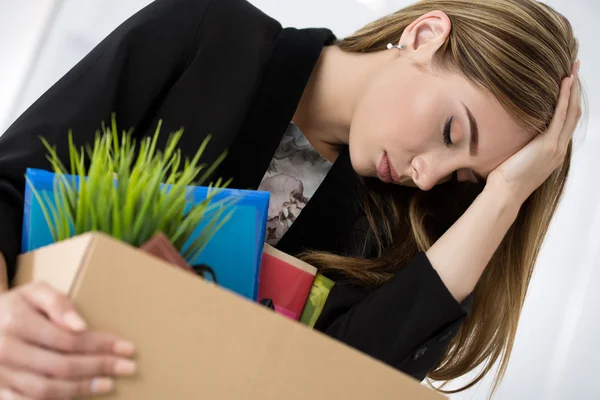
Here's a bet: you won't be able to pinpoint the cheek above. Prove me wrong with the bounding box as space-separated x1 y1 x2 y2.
349 70 444 174
361 79 432 134
383 79 442 153
354 80 404 132
476 122 533 174
349 75 406 172
478 139 527 175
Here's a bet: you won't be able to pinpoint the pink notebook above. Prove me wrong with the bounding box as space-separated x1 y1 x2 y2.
258 244 317 320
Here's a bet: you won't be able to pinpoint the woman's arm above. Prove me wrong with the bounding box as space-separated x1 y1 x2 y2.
427 67 580 303
426 183 519 302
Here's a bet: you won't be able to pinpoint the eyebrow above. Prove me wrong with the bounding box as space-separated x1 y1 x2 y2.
463 103 479 157
462 103 484 182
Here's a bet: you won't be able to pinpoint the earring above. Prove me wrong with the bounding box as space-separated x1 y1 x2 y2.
387 43 407 50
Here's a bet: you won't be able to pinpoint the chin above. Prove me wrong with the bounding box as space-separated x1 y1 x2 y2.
347 145 371 177
349 159 369 177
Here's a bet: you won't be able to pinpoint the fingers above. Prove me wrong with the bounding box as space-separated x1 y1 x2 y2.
0 336 136 380
0 282 138 399
72 330 136 356
18 282 86 333
0 388 29 400
0 301 72 353
546 74 573 139
0 304 134 356
5 283 135 358
559 60 582 148
0 365 114 399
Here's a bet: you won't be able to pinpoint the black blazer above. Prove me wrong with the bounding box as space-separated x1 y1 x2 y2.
0 0 471 381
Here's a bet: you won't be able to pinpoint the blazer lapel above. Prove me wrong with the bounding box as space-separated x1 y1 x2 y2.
212 27 360 257
218 28 335 190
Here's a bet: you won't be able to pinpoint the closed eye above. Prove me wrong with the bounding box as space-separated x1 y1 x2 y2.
443 116 453 147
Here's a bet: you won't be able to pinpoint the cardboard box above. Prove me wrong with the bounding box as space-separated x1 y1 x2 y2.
13 233 445 399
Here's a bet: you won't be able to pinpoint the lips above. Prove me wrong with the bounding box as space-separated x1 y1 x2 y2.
378 152 400 184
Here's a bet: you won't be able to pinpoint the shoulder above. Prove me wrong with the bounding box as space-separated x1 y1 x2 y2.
162 0 283 58
88 0 282 77
85 0 213 67
107 0 281 49
194 0 282 42
111 0 212 36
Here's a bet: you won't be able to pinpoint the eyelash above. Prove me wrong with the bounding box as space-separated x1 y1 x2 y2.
443 116 453 147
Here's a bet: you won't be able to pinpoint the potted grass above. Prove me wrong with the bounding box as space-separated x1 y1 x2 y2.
28 114 234 280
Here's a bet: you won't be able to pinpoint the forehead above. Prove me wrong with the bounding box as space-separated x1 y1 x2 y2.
445 73 533 175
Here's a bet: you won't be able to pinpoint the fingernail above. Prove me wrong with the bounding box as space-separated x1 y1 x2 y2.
63 311 87 332
114 339 136 356
114 359 137 376
91 377 115 394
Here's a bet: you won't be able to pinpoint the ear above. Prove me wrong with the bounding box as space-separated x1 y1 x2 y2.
397 11 451 63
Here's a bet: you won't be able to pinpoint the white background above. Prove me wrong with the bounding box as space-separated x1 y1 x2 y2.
0 1 598 398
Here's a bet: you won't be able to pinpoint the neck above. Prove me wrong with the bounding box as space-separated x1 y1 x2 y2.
292 46 387 163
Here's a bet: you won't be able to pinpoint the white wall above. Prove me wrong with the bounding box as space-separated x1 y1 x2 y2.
448 1 600 398
0 0 57 131
1 1 598 399
0 0 156 130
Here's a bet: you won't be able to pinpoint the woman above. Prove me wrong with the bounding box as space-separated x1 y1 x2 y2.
0 0 581 398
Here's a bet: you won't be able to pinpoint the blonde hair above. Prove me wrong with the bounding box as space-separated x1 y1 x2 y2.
303 0 579 396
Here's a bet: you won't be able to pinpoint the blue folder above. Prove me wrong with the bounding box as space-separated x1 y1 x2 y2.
22 168 270 301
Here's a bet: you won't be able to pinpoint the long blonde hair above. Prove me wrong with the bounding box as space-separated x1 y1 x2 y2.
303 0 578 396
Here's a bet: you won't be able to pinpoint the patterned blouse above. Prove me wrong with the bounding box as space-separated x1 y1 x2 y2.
257 123 333 245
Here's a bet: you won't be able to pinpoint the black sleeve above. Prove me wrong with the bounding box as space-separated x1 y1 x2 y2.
0 0 211 281
314 252 472 381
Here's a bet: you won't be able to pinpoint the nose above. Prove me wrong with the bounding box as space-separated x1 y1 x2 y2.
411 156 454 191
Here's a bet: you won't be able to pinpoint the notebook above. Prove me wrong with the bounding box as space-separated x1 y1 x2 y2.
257 244 317 320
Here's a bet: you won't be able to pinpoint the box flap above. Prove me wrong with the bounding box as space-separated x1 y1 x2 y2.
13 233 95 294
33 233 445 399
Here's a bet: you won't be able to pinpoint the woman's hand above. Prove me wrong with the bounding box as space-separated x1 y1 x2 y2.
487 61 581 203
0 281 136 399
427 61 582 302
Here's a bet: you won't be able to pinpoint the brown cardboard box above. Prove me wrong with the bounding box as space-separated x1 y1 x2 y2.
13 233 445 399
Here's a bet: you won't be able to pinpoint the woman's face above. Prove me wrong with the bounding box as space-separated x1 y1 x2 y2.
348 58 533 191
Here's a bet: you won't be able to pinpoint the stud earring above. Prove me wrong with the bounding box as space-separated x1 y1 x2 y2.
387 43 407 50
